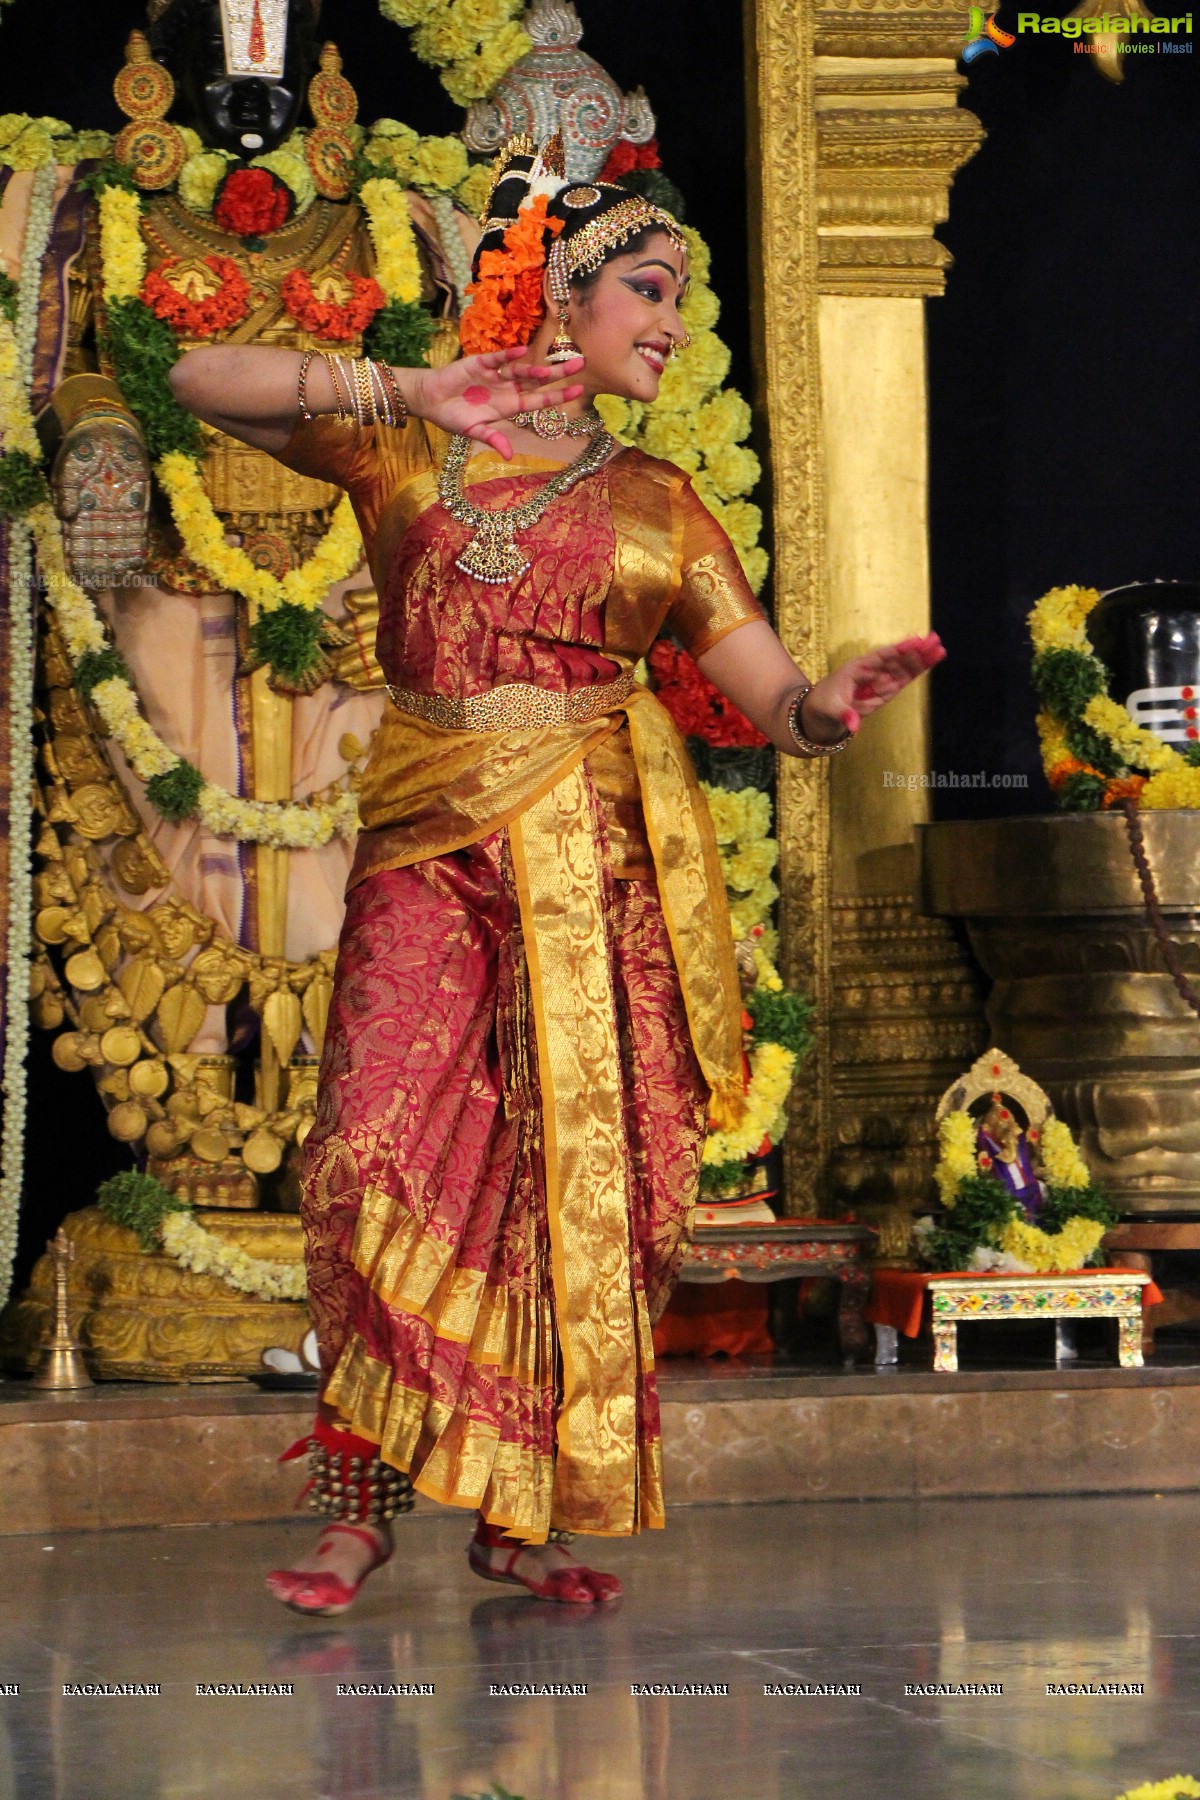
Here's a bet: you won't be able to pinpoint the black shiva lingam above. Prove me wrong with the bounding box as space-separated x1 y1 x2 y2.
1088 581 1200 751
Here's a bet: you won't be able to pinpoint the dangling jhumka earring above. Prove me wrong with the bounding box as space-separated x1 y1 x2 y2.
545 240 582 366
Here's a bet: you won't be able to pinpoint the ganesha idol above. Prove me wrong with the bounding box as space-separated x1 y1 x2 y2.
974 1095 1046 1220
10 0 478 1205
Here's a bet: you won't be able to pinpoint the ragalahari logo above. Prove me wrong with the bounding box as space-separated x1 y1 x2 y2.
963 6 1018 57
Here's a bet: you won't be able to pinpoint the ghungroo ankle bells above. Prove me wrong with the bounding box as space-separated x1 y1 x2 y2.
305 1437 415 1524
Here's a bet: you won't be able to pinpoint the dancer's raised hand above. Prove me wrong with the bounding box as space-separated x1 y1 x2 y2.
411 346 586 457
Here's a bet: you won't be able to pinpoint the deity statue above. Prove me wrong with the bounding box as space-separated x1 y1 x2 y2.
12 0 477 1208
975 1094 1046 1220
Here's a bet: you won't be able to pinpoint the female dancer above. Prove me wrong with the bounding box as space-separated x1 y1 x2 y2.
170 139 943 1613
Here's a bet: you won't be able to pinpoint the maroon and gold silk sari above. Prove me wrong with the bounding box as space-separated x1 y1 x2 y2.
276 416 765 1541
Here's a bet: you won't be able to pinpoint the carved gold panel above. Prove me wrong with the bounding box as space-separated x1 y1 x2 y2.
749 0 986 1213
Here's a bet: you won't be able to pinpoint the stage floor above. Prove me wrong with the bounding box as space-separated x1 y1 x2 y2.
2 1492 1198 1799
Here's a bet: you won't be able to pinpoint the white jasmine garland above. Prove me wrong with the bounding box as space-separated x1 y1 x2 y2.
160 1210 308 1302
0 162 55 1304
0 521 35 1305
426 189 472 310
14 162 54 384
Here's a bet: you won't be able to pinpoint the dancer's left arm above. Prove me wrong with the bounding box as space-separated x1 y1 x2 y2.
697 620 945 754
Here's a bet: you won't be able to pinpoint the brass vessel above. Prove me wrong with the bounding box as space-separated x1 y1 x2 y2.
919 811 1200 1215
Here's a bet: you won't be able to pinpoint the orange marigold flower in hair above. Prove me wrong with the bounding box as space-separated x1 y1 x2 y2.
460 196 563 356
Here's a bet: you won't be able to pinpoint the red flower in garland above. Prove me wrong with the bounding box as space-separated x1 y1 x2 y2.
213 166 291 238
280 269 386 342
647 640 769 748
599 138 663 180
140 255 252 337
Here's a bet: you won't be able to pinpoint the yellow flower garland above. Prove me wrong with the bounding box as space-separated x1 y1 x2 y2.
155 452 363 615
98 186 145 302
696 778 804 1168
998 1213 1106 1273
597 223 769 597
380 0 531 108
935 1109 977 1205
702 781 779 952
0 330 39 459
1039 1115 1091 1188
931 1102 1107 1274
1030 583 1200 808
704 1038 796 1168
1115 1781 1200 1800
359 175 423 305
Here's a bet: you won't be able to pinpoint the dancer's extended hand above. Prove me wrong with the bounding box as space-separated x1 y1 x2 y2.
410 346 586 457
804 632 946 741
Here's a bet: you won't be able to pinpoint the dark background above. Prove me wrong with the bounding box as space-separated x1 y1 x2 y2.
928 15 1200 817
5 1 1199 1276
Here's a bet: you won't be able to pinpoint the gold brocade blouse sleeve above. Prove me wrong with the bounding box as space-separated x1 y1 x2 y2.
665 478 767 659
271 413 433 567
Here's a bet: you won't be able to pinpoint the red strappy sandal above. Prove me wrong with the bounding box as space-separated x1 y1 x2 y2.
467 1516 622 1603
267 1522 393 1617
266 1420 413 1617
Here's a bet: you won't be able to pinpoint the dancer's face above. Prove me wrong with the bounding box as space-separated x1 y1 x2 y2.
568 231 689 403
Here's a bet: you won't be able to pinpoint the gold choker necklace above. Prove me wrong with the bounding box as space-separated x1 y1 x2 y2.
511 405 605 442
440 430 615 585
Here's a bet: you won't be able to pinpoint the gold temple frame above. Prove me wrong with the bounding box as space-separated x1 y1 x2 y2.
746 0 988 1217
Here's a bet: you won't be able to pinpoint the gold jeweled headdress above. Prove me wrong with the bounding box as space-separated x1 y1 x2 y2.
553 192 686 281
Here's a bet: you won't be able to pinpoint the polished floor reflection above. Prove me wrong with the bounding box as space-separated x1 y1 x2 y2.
2 1493 1199 1799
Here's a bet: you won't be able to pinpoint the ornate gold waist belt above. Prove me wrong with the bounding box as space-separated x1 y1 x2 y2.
385 669 635 732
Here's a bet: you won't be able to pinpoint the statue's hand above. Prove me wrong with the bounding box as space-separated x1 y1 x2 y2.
52 414 150 588
409 346 586 458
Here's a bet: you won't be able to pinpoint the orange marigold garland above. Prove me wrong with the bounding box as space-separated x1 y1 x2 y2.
140 254 252 337
280 269 386 342
459 194 563 356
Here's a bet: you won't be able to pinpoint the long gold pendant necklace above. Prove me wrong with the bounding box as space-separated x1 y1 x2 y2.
439 428 614 586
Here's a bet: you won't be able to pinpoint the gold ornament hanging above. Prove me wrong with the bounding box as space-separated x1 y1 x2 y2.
305 42 358 200
114 30 187 191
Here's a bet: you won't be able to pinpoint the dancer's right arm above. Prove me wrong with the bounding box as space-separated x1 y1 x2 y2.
169 345 585 459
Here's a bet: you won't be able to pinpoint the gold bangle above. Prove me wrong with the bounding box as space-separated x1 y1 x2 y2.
323 353 350 422
786 683 851 757
352 356 376 427
297 350 317 422
372 359 408 429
